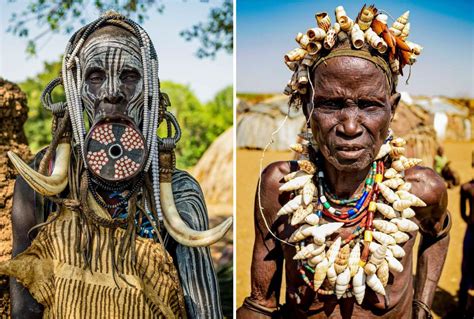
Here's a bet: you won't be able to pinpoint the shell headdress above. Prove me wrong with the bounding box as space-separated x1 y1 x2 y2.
283 5 423 109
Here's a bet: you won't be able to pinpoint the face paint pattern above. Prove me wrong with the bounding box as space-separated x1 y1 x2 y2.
80 35 144 126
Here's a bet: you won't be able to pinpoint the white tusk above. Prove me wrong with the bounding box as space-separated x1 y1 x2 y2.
160 182 232 247
7 143 70 196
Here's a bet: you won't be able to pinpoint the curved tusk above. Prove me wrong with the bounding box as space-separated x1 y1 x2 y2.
160 182 232 247
7 143 71 196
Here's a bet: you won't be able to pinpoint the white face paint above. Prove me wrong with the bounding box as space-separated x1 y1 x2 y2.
80 32 144 125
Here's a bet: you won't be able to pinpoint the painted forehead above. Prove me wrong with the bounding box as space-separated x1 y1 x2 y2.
80 34 142 70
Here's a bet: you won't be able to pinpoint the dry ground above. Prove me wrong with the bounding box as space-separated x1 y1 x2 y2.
236 141 474 318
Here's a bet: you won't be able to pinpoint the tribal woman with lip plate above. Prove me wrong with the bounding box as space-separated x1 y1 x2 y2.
1 11 231 319
237 5 450 319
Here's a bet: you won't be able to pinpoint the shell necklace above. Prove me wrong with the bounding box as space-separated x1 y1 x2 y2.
279 136 424 304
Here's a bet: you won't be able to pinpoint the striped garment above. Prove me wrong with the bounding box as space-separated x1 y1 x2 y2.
0 206 187 318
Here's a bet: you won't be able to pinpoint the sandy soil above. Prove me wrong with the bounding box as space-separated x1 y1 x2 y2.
236 141 474 318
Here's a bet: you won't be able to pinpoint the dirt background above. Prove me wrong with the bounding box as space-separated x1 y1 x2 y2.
236 141 474 318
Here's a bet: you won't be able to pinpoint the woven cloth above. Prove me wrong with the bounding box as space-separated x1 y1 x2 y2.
0 205 187 318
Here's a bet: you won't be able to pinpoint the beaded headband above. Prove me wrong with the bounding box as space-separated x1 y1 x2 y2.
283 5 423 109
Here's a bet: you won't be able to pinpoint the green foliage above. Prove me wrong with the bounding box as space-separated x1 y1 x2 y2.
19 60 64 152
18 60 232 167
160 82 233 168
7 0 231 59
180 0 233 59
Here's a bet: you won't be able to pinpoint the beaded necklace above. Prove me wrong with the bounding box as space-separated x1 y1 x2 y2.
280 136 424 302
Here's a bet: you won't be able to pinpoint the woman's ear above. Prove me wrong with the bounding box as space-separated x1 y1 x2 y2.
389 92 401 119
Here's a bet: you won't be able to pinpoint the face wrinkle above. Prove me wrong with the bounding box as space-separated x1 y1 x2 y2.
80 34 144 126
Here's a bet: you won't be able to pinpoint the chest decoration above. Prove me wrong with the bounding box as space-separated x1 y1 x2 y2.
280 136 423 304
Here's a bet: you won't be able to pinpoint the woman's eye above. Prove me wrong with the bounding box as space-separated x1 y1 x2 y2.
88 72 105 84
121 72 140 82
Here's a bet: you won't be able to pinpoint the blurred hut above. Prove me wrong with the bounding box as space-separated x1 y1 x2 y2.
237 95 306 150
192 127 233 216
392 92 439 169
414 96 471 142
0 78 32 316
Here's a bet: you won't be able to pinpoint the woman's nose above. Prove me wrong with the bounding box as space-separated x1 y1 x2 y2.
336 106 363 138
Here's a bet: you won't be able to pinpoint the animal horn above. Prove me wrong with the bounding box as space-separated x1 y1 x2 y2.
160 182 233 247
7 142 70 196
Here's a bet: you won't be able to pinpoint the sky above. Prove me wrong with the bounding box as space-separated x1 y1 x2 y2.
0 0 232 102
237 0 474 97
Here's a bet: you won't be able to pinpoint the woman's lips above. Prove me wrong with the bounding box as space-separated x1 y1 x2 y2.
334 145 366 159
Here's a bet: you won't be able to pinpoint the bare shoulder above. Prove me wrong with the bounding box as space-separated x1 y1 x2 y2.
405 165 448 237
260 161 293 189
255 161 296 223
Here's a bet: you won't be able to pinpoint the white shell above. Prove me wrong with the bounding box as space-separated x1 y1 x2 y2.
383 178 404 189
375 143 391 160
352 267 366 304
348 243 361 277
366 273 386 296
289 224 314 242
389 244 406 258
326 237 342 265
313 258 329 290
376 202 397 219
396 190 426 207
293 243 326 260
401 207 416 219
390 231 410 244
312 223 344 245
373 220 398 234
393 199 412 211
376 14 388 24
391 218 419 232
373 231 396 246
384 168 398 179
302 182 316 205
335 268 351 299
304 213 320 226
277 195 303 216
307 250 326 267
378 183 399 203
279 174 313 192
327 263 337 287
386 256 404 273
291 204 314 226
398 182 412 192
369 242 393 258
283 170 306 182
350 24 364 49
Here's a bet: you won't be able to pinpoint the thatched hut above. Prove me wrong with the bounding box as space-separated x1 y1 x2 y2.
237 95 306 151
192 127 233 216
414 96 471 142
391 93 439 169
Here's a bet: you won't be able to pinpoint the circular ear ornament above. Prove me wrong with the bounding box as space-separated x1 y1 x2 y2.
84 119 147 182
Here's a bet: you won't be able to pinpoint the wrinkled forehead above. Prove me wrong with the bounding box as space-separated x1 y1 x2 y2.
80 34 142 71
312 56 389 96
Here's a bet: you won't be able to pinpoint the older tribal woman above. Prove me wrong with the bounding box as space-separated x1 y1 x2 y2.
238 5 449 319
2 12 231 319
